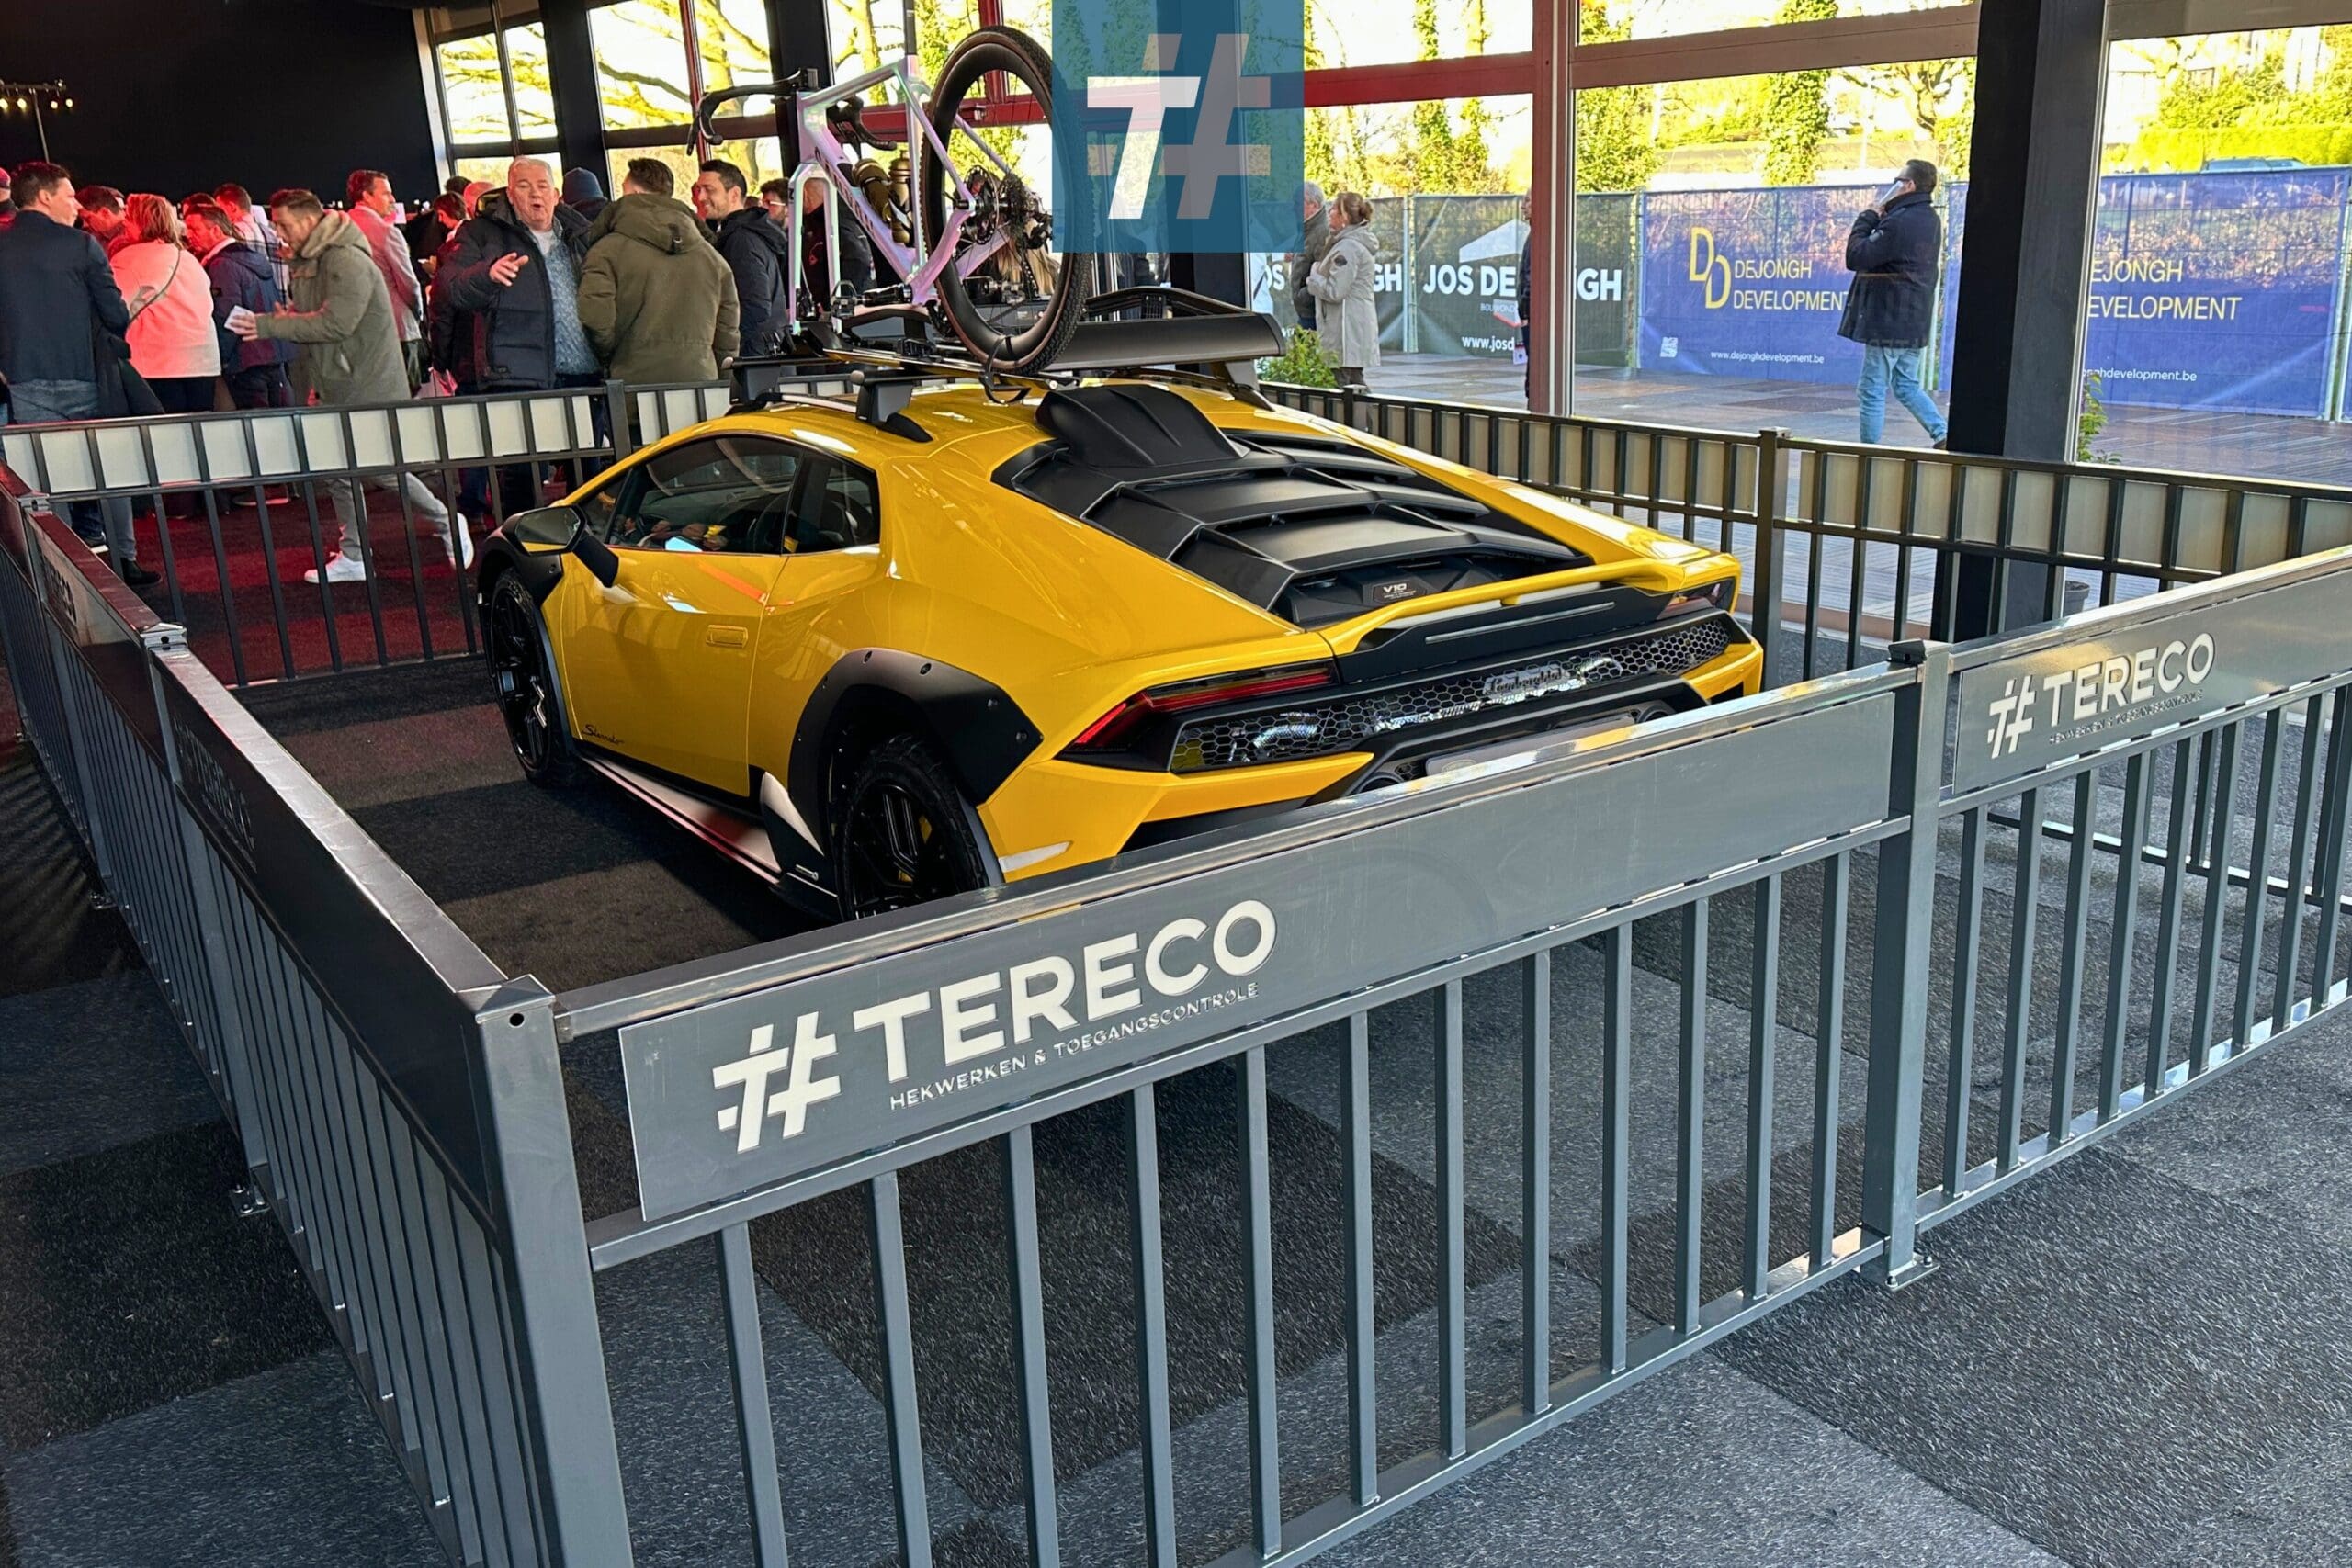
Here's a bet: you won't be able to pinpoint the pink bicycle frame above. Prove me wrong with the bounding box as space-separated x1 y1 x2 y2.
781 57 1015 325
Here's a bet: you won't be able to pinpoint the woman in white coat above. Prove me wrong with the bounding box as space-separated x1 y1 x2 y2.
110 194 222 414
1304 190 1379 388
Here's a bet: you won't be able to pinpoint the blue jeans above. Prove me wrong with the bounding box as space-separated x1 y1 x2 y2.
1856 345 1947 446
6 378 137 564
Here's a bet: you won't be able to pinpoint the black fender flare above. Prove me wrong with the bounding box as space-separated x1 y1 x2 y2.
786 649 1043 848
475 531 568 607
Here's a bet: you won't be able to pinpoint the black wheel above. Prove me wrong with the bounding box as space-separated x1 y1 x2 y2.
832 734 994 919
487 573 584 787
924 26 1095 374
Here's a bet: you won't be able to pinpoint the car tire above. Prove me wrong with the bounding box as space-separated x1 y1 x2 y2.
832 733 995 919
486 571 585 788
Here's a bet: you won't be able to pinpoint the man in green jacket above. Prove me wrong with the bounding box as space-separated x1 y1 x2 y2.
233 189 469 584
577 159 739 385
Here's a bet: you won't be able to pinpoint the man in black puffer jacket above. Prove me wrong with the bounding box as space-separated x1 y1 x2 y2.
436 158 596 395
695 159 792 356
1838 158 1949 449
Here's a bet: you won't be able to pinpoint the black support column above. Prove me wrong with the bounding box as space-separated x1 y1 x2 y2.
1937 0 2110 637
767 0 832 85
539 0 606 183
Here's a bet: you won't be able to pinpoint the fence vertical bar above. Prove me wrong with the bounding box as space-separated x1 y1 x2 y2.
1435 978 1467 1459
1129 1084 1178 1565
871 1170 933 1568
2312 690 2352 1000
1750 428 1786 685
1002 1126 1060 1568
2046 772 2098 1145
1600 922 1634 1370
2273 694 2325 1032
1997 786 2043 1169
1746 874 1781 1298
2188 724 2244 1077
2233 710 2287 1049
1862 641 1948 1288
719 1224 791 1568
2146 739 2198 1094
1940 811 1984 1193
1811 852 1850 1265
1341 1012 1378 1506
472 985 634 1564
1238 1046 1282 1552
2099 751 2154 1122
1521 949 1552 1416
1672 900 1709 1334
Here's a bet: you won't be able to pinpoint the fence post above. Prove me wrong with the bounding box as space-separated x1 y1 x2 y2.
604 378 638 462
145 637 269 1183
473 981 635 1564
34 541 114 890
1861 638 1951 1290
1749 428 1790 685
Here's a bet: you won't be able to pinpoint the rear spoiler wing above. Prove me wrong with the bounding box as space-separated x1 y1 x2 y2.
1055 288 1284 381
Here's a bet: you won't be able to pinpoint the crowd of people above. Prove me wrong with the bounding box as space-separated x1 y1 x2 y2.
0 152 844 587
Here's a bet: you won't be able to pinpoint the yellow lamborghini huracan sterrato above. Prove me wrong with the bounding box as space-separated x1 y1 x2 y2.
478 367 1762 919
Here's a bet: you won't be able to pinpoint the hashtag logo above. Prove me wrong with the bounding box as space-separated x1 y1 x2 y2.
1086 33 1271 221
1985 677 2036 759
712 1017 841 1154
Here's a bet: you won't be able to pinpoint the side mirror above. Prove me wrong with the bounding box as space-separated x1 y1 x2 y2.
570 519 620 588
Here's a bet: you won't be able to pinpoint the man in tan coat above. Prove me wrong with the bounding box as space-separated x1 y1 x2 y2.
577 158 739 385
233 189 469 583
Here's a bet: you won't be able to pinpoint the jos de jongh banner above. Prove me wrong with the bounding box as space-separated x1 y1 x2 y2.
1638 185 1874 388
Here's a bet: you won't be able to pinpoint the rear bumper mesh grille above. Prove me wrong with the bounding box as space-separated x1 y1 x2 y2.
1171 615 1739 772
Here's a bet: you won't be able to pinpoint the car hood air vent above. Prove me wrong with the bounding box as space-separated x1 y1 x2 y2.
998 389 1589 628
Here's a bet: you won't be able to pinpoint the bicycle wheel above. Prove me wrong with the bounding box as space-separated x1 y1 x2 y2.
923 25 1095 374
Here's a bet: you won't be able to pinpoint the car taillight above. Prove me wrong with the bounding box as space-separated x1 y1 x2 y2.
1069 663 1340 753
1663 578 1731 616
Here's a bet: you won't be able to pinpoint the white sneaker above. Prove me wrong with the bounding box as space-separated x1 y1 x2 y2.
443 512 476 570
304 552 369 584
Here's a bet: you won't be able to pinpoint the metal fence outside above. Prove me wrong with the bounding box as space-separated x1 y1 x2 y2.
8 384 2352 1566
1262 381 2352 682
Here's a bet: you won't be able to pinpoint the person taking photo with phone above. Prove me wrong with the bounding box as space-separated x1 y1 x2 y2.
1838 157 1949 450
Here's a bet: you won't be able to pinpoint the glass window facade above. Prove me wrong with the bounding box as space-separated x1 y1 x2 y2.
594 0 695 130
436 33 512 143
2076 26 2352 480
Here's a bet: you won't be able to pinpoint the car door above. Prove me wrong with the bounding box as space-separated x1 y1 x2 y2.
552 434 801 795
745 454 892 825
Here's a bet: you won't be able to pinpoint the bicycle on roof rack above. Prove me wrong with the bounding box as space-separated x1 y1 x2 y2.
698 27 1095 376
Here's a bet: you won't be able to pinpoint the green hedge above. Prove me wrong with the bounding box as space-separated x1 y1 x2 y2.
2121 125 2352 173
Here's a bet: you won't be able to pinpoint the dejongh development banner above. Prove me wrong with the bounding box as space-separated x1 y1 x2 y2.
1637 184 1878 387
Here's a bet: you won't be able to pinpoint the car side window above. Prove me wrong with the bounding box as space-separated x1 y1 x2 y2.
605 436 802 555
571 471 630 544
787 457 882 554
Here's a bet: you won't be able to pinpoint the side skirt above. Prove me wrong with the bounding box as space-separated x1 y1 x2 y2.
579 750 840 920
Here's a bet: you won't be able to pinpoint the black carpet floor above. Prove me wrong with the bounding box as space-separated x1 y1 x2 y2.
4 653 2352 1566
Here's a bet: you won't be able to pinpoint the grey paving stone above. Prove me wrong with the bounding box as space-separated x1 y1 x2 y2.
1020 1270 1630 1568
2148 1413 2352 1568
3 1351 441 1568
1717 1146 2352 1568
2099 1004 2352 1249
0 973 220 1178
595 1241 983 1568
1315 1352 2063 1568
